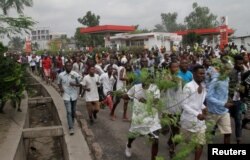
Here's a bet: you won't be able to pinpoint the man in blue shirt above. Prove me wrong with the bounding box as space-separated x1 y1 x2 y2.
58 61 82 135
206 63 233 144
177 59 193 84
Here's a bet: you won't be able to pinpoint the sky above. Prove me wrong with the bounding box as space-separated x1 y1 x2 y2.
2 0 250 43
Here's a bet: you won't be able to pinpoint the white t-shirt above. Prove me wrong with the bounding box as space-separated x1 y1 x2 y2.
36 55 41 63
116 66 126 91
121 56 128 64
61 56 65 66
72 62 84 75
95 64 105 76
81 74 100 102
100 73 116 96
214 48 220 58
39 59 43 67
30 57 36 66
103 64 119 72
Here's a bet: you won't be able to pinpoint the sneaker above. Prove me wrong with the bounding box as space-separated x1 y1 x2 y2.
125 144 132 157
69 128 74 135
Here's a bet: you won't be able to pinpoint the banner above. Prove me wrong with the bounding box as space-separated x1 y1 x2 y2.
25 36 32 55
220 25 228 50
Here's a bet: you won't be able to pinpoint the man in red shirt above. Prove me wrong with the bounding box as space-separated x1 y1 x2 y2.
42 54 52 84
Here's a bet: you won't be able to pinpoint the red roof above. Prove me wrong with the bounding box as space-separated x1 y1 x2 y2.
175 26 234 36
80 25 136 34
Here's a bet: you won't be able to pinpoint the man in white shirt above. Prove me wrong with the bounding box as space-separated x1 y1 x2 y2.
72 56 84 76
29 54 36 73
36 55 41 72
58 61 82 135
110 62 129 121
180 65 207 160
81 66 100 124
95 61 105 76
103 56 119 72
100 65 116 111
72 56 85 96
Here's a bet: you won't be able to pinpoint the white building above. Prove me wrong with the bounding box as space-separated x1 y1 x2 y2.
31 27 50 50
232 35 250 52
106 32 182 51
49 32 67 40
31 27 67 50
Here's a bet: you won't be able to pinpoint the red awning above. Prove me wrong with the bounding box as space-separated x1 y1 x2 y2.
80 25 136 34
175 26 234 36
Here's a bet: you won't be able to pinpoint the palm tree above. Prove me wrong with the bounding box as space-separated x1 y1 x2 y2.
8 36 24 51
0 0 33 15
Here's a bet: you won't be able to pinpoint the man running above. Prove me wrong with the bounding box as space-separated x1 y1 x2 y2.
124 78 161 160
58 61 82 135
180 65 207 160
110 62 129 121
81 66 100 124
100 65 116 111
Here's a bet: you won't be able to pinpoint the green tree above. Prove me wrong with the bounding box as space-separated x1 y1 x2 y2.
185 2 218 29
0 42 7 54
182 32 203 46
153 24 166 32
48 39 60 55
158 12 186 32
74 27 92 48
8 36 24 51
0 0 34 113
0 0 33 15
0 0 35 37
78 11 100 27
131 25 151 34
75 11 104 48
0 15 35 36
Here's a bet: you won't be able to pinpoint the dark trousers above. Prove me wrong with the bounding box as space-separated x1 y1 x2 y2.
230 101 242 140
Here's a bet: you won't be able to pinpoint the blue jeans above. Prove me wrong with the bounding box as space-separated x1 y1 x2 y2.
230 101 242 140
64 100 77 129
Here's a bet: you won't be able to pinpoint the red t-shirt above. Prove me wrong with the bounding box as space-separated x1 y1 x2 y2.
42 58 51 69
56 57 63 68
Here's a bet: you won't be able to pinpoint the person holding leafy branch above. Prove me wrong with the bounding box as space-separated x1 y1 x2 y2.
206 59 233 144
161 61 183 158
124 73 161 160
228 55 245 144
180 65 207 160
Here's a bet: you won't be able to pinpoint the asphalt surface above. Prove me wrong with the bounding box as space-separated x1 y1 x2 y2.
76 98 250 160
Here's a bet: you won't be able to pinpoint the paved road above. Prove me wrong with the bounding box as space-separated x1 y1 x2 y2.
76 98 250 160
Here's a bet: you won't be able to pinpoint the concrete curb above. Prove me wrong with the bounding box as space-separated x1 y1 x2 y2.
75 110 103 160
30 73 92 160
51 83 103 160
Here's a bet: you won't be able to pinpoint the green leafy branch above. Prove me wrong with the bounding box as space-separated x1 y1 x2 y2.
0 14 36 37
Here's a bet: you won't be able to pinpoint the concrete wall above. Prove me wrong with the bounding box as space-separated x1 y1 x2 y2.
13 136 27 160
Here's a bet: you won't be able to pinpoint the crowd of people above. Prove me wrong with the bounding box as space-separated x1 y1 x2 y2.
18 42 250 160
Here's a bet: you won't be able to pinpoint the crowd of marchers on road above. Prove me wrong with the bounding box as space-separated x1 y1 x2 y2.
6 42 250 160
